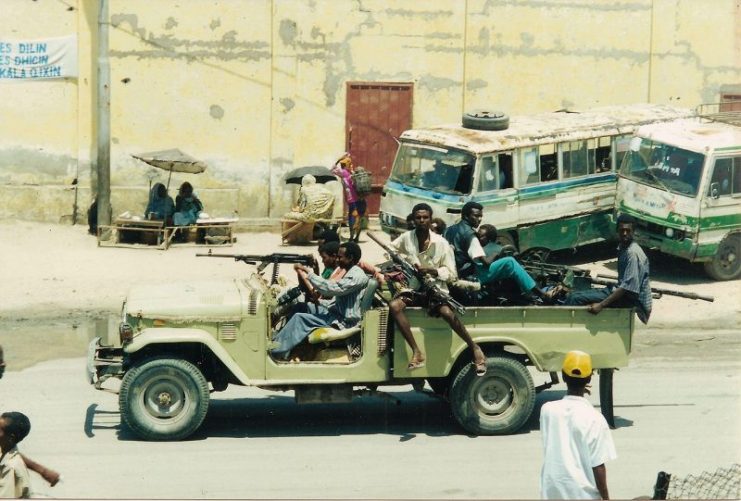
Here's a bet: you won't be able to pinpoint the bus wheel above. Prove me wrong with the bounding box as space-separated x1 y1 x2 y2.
449 356 535 435
462 110 510 131
703 234 740 281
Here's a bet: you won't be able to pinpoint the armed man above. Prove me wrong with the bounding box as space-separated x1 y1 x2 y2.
564 214 652 324
384 203 487 375
445 201 551 303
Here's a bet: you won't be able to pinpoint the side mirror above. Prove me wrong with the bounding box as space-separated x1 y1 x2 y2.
710 182 720 200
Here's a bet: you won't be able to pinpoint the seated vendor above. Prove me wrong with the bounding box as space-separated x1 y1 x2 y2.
145 183 174 222
283 174 335 222
173 181 203 226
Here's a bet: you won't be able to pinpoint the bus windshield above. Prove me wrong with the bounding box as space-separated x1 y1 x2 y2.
390 143 476 195
619 138 706 197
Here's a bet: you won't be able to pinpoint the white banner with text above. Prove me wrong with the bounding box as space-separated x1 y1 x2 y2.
0 35 77 80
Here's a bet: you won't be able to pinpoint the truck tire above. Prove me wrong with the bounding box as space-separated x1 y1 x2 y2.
462 110 510 131
119 357 209 441
599 368 615 428
449 355 535 435
703 234 740 281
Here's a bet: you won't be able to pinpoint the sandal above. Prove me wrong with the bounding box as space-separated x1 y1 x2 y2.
473 361 487 377
407 359 426 370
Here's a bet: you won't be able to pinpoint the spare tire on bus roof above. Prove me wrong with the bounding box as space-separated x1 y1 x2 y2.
462 110 510 131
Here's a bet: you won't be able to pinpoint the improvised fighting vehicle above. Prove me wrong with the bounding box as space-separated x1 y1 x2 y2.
87 254 634 441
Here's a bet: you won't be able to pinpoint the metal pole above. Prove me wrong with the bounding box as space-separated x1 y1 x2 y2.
96 0 112 226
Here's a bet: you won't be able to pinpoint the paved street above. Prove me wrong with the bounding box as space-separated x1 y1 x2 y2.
0 222 739 499
2 332 739 499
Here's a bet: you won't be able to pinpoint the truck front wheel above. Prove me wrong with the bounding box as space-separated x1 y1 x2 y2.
704 234 740 281
450 356 535 435
119 357 210 441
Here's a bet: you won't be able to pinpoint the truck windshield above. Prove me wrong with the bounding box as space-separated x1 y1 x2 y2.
389 143 476 195
619 138 705 197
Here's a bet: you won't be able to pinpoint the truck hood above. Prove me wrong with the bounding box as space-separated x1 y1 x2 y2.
126 279 247 320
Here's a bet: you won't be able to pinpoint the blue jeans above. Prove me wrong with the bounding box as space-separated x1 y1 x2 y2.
476 257 536 293
564 286 637 309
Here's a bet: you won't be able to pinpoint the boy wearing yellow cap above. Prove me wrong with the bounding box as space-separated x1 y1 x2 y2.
540 351 617 500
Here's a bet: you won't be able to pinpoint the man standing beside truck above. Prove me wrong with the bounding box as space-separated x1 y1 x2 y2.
540 350 616 500
564 214 652 324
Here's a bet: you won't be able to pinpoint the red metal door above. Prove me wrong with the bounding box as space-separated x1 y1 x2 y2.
346 82 413 215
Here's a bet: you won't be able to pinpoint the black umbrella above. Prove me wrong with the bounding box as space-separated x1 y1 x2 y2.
284 165 337 184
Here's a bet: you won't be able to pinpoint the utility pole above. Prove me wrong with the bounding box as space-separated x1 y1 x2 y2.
96 0 112 226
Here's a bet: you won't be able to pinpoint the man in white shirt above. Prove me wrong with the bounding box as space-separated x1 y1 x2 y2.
388 203 487 375
540 351 617 500
0 412 32 498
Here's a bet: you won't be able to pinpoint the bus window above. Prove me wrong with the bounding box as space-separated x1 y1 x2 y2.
596 137 612 172
498 153 513 188
521 148 539 185
614 135 632 171
709 156 741 196
478 156 498 192
540 144 557 182
562 140 598 178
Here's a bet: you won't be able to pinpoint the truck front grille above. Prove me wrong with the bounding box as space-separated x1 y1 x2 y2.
377 308 389 355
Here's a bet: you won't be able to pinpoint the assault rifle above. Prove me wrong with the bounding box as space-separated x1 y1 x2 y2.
196 250 314 284
367 231 466 315
594 274 714 302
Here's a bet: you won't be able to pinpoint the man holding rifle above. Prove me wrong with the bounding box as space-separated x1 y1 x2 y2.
564 214 652 324
386 203 487 375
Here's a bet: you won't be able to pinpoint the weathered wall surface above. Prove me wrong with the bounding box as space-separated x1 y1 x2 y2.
1 0 739 224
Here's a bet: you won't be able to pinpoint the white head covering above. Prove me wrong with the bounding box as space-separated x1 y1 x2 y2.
301 174 317 187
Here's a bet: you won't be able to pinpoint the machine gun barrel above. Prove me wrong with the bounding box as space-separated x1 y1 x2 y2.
594 274 714 302
197 251 314 284
367 231 466 315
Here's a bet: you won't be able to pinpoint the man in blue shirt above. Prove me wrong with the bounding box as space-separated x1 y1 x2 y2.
270 241 369 359
564 214 652 324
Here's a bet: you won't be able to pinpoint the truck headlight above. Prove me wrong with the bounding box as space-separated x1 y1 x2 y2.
119 323 133 344
665 227 674 238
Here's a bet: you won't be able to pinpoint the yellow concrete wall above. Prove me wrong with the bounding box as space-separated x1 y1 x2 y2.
0 0 738 223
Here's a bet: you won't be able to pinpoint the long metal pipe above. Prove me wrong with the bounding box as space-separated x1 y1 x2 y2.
96 0 112 226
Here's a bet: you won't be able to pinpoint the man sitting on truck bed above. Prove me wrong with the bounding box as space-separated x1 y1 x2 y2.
564 214 652 324
445 201 550 304
388 203 487 375
270 241 369 360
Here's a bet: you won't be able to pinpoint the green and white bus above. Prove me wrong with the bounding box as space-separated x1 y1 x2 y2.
616 106 741 280
379 104 692 256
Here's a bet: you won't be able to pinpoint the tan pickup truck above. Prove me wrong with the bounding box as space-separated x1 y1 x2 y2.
87 263 633 441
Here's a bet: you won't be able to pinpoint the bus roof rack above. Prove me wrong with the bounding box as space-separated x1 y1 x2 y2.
695 102 741 127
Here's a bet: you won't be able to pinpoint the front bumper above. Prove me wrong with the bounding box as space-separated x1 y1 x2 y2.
86 337 124 389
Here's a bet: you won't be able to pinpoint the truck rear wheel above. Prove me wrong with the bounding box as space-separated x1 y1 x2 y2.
119 357 209 441
450 356 535 435
703 234 740 281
